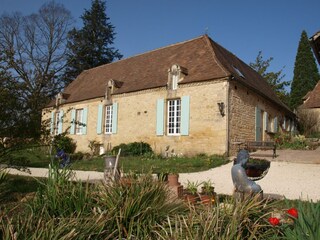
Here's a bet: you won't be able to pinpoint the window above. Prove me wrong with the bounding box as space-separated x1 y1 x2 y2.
75 109 84 134
172 73 178 90
105 105 113 134
167 99 181 135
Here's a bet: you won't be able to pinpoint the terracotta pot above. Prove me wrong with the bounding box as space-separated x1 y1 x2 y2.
168 174 180 186
184 194 198 204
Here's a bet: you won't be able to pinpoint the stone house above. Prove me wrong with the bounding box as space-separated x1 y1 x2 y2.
299 81 320 132
43 35 294 156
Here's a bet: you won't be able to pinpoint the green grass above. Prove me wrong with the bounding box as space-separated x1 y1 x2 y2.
0 174 42 204
71 154 228 173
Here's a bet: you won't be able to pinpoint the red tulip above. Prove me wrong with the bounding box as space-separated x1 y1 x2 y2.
268 217 280 226
287 208 298 218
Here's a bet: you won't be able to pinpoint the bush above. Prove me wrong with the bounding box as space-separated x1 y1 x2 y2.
52 134 76 154
112 142 153 156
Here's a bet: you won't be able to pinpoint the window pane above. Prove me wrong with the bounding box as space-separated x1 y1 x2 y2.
105 105 113 134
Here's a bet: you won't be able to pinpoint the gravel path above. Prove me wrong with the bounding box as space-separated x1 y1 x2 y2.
7 148 320 202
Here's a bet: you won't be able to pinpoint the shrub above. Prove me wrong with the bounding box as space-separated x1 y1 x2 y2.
52 134 76 154
112 141 153 156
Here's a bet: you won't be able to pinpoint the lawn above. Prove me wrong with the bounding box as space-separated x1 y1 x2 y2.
11 146 229 173
71 154 228 173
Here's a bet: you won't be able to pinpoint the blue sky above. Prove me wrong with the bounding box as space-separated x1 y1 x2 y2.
1 0 319 89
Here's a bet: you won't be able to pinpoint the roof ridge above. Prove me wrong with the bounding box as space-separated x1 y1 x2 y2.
202 35 230 77
89 35 207 71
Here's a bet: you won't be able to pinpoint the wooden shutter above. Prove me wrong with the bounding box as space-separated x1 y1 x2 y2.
50 111 55 134
112 103 118 134
255 107 261 141
58 110 64 134
82 107 88 135
181 96 190 136
156 99 164 135
69 109 76 134
97 104 103 134
274 116 278 133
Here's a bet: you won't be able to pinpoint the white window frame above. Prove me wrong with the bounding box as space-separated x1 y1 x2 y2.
105 105 113 134
54 111 60 135
167 99 181 136
75 108 84 135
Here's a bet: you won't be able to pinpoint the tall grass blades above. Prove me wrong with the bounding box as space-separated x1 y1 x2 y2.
30 163 95 217
95 173 187 239
0 209 111 240
283 200 320 240
154 194 281 239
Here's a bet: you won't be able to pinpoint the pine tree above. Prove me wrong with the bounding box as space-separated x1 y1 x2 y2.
64 0 122 84
250 51 290 105
290 30 320 109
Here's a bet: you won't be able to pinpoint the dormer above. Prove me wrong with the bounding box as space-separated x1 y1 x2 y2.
105 79 123 100
55 92 70 107
167 64 188 90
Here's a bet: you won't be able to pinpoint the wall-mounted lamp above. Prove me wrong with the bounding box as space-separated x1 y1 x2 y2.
217 102 225 117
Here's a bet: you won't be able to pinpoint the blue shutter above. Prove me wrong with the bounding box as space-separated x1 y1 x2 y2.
112 103 118 134
50 111 55 134
263 112 268 132
181 96 190 136
97 104 103 134
70 109 76 134
274 117 278 133
82 107 88 135
156 99 164 136
255 107 261 141
58 110 63 134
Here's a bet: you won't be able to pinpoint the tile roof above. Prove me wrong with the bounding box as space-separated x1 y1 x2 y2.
50 35 292 114
301 81 320 108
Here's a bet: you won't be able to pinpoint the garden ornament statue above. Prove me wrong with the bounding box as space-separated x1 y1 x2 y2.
55 149 70 168
231 149 262 196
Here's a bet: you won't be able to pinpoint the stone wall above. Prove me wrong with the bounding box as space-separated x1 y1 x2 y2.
228 81 285 155
43 79 229 156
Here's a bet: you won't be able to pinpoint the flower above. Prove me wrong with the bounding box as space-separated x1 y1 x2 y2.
268 217 280 226
287 208 298 218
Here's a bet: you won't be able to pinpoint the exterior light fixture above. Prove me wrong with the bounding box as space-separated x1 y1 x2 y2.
217 102 225 117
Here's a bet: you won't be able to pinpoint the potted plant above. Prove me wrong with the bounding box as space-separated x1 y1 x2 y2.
167 170 179 187
200 180 216 204
184 181 200 204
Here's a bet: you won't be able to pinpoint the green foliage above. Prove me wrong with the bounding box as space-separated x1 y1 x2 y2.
283 200 320 240
112 141 153 156
275 131 309 150
155 194 280 239
290 30 320 109
30 163 95 218
53 134 76 153
250 51 290 104
63 0 122 84
95 173 186 239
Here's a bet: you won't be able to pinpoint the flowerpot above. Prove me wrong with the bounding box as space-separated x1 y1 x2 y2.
200 193 216 205
168 174 179 186
184 194 198 204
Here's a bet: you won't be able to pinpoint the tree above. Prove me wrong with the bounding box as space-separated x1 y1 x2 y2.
0 1 73 138
290 30 320 110
63 0 122 84
250 51 290 105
